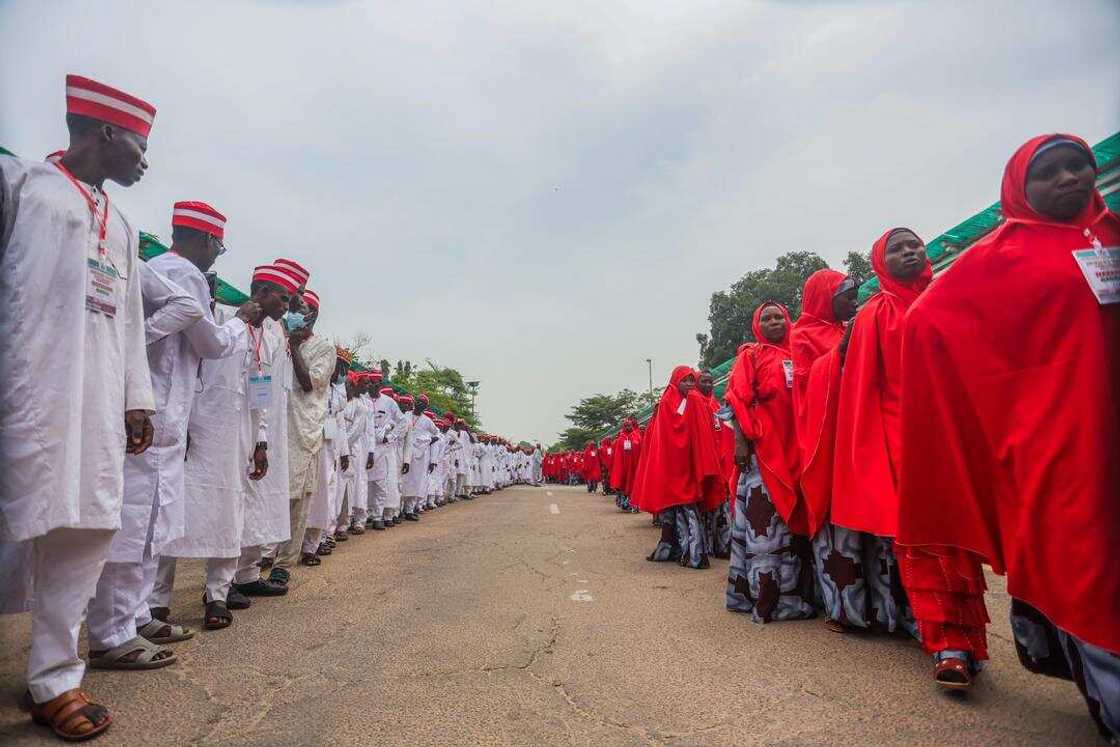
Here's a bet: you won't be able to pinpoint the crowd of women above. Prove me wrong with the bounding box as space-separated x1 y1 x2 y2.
550 133 1119 742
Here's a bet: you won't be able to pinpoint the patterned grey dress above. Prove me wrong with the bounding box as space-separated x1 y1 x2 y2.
725 465 816 623
812 522 915 635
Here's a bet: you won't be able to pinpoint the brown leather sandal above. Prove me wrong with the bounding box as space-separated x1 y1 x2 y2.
30 688 113 741
934 657 973 690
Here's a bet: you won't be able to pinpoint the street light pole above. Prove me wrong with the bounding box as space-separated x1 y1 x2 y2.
645 358 654 408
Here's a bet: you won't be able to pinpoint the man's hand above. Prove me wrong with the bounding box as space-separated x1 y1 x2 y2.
366 452 375 470
125 410 153 454
235 300 263 324
340 454 350 472
401 462 411 475
428 462 436 473
289 327 311 347
732 424 751 469
249 444 268 480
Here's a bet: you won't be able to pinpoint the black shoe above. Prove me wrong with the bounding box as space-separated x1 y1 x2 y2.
258 556 274 570
226 589 252 610
268 567 290 586
404 512 419 522
392 516 402 525
232 578 289 597
371 520 386 531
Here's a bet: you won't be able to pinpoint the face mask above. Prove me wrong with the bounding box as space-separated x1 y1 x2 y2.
284 312 306 331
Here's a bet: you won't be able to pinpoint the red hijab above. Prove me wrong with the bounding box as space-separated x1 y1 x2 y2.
898 134 1120 654
630 366 724 514
725 303 805 532
599 437 613 470
581 442 600 481
699 377 735 499
831 228 932 537
609 418 641 494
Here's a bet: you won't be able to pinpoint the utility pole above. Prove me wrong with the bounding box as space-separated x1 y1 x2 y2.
467 380 480 419
645 358 654 408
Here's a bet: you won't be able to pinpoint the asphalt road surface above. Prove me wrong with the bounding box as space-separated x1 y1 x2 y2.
0 484 1100 746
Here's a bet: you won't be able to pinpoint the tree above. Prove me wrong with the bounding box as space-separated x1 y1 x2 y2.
697 251 829 368
553 388 645 450
393 360 413 380
843 250 872 286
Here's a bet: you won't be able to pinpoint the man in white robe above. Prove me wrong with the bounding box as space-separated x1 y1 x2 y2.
368 385 402 527
151 266 291 629
233 310 296 597
340 371 370 533
305 352 350 555
400 396 440 521
87 201 256 667
0 75 156 738
272 288 335 580
532 444 544 486
454 421 473 500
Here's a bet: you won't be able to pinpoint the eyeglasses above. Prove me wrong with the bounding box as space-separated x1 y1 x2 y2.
210 234 227 257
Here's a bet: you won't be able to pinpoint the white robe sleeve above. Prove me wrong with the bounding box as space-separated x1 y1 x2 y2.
139 263 204 345
122 229 155 413
178 272 247 360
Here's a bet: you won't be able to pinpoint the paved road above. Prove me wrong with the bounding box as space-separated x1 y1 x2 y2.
0 485 1100 746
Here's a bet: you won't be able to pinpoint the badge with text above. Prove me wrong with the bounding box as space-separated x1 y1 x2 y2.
85 257 119 317
1073 247 1120 304
323 418 340 440
782 359 794 388
248 374 272 410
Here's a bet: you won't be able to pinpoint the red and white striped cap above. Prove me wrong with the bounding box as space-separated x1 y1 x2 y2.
172 201 226 239
302 289 320 310
273 258 310 288
251 264 300 295
379 387 396 397
65 74 156 138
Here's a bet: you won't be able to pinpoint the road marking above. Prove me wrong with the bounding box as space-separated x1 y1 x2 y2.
546 491 554 497
549 503 560 514
577 579 588 583
570 589 593 602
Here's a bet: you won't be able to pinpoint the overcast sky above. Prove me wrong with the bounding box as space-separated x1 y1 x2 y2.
3 0 1117 444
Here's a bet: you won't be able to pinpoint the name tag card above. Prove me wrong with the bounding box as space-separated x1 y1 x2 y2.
86 258 119 318
248 374 272 410
324 419 340 440
1073 247 1120 304
782 360 794 388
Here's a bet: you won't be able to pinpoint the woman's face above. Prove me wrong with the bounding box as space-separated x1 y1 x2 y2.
677 374 696 396
883 230 927 280
1025 144 1096 221
759 305 787 342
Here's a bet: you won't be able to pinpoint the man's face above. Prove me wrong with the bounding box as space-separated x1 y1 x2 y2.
758 305 787 343
197 233 225 273
883 230 927 280
831 286 858 322
259 285 289 320
697 372 714 396
104 126 148 187
1026 144 1096 221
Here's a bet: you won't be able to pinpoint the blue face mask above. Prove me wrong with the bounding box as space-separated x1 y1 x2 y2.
284 312 306 332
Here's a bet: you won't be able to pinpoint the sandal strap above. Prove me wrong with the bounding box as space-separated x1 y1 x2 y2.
36 688 106 735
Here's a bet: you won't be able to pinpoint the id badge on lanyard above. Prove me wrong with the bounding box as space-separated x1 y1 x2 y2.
86 257 119 318
782 360 794 388
1072 246 1120 304
248 374 272 410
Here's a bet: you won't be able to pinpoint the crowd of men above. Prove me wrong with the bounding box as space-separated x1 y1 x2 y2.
554 134 1119 741
0 74 548 742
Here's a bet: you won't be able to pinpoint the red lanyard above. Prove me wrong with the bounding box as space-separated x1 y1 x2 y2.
247 326 264 373
54 161 110 258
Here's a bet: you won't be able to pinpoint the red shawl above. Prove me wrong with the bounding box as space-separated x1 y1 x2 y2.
703 392 735 499
725 304 806 533
630 366 724 514
898 133 1120 654
599 437 613 473
791 270 848 536
832 228 932 537
609 423 640 494
581 444 599 481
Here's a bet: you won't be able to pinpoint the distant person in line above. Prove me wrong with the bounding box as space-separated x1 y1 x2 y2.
695 368 731 559
630 366 724 569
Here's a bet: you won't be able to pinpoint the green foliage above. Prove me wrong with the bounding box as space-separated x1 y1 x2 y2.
553 388 644 450
697 251 829 369
389 361 480 429
843 250 873 286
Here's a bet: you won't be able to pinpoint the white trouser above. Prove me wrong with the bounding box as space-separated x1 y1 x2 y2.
25 528 115 703
150 555 239 606
368 478 386 518
86 553 160 650
302 527 320 555
234 546 262 585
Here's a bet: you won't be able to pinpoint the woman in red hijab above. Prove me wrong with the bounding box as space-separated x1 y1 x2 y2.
609 418 641 512
697 369 732 559
790 270 858 537
816 228 933 642
598 437 613 495
899 135 1120 731
723 303 816 623
580 441 600 492
631 366 724 569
